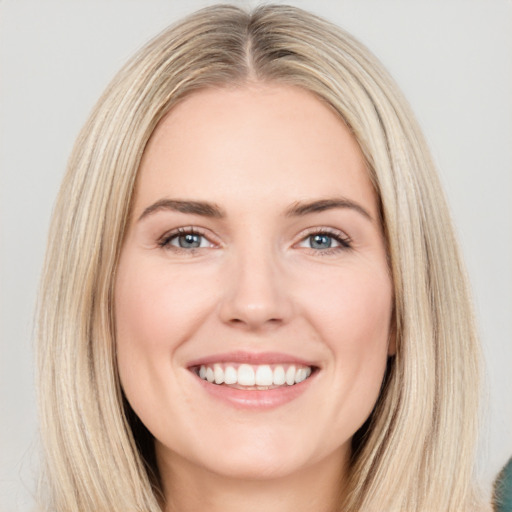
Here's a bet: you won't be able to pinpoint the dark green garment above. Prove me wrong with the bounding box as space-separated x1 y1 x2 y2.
494 458 512 512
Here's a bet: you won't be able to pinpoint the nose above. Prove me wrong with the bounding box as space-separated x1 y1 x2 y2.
218 246 294 331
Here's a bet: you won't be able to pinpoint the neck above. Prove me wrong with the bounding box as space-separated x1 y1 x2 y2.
159 450 348 512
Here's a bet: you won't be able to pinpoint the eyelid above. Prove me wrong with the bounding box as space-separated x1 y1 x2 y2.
156 225 352 253
294 226 352 250
157 226 219 250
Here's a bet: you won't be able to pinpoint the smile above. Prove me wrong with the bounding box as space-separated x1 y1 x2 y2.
187 352 319 409
193 363 313 389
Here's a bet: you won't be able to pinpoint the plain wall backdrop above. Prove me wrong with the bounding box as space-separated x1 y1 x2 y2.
1 1 511 510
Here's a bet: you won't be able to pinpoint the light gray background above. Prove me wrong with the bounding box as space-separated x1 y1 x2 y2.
1 1 511 510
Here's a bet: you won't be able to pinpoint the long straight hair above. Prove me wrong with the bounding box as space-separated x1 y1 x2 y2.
36 4 488 511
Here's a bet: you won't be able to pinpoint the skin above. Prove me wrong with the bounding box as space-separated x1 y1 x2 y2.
115 84 394 512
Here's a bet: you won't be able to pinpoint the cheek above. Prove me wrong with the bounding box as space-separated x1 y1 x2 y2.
297 264 392 415
114 256 218 418
115 257 216 354
300 263 392 347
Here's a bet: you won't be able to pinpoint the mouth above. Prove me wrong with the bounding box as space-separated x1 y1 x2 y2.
190 362 315 390
186 352 319 409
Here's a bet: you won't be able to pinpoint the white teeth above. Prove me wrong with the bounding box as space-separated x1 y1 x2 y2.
224 365 237 384
214 363 224 384
237 364 255 386
285 365 296 385
273 365 286 386
295 367 307 383
196 363 313 388
255 365 273 386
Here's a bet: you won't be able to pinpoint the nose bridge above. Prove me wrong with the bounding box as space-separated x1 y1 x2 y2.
219 236 292 329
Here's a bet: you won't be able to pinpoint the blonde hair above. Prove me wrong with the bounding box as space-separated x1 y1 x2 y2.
36 4 488 511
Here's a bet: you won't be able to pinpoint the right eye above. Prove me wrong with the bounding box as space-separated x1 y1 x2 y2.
158 228 214 251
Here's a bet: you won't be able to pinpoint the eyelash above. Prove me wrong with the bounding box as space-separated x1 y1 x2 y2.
298 227 352 255
157 227 352 254
158 227 212 253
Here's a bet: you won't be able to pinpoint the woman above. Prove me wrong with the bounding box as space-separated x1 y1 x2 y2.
36 4 490 511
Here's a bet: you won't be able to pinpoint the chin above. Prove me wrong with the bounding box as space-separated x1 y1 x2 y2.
200 449 312 481
159 425 321 482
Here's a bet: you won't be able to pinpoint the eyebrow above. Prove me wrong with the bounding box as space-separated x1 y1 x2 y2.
138 197 373 222
138 199 225 221
284 198 373 221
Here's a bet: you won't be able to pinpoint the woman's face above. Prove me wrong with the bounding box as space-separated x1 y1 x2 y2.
115 84 394 484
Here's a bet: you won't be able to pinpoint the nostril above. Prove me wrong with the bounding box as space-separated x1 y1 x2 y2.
228 316 283 329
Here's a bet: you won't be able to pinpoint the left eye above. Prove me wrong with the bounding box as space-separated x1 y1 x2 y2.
298 232 349 250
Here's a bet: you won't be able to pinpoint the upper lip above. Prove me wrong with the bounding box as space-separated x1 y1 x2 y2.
187 351 319 368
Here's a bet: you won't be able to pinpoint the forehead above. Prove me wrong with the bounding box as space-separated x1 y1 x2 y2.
134 84 377 218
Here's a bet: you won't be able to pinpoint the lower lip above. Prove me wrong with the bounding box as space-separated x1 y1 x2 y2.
192 372 317 410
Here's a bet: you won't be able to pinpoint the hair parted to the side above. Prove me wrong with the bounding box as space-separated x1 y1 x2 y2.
36 4 489 511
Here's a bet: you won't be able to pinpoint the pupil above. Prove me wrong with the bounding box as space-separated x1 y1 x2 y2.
311 234 331 249
179 234 201 248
